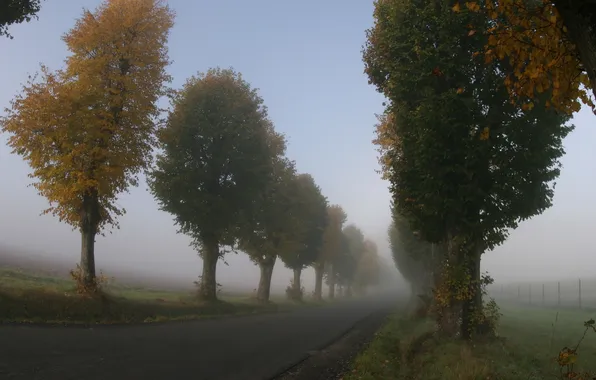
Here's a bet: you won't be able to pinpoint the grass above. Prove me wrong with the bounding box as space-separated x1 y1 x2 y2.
344 303 596 380
0 266 320 325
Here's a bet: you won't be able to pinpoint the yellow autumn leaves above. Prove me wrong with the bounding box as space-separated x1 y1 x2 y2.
452 0 594 115
0 0 174 231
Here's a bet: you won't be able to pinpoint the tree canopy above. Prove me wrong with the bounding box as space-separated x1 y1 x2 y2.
353 239 381 293
319 204 347 298
238 155 298 264
335 224 365 292
365 0 572 251
278 173 328 271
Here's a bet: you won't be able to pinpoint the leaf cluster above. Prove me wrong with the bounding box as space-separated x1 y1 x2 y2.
149 68 278 253
452 0 594 114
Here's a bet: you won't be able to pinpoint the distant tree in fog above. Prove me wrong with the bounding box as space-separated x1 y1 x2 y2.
238 152 300 304
278 174 328 301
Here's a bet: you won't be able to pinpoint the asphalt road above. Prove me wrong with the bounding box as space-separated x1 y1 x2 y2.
0 294 396 380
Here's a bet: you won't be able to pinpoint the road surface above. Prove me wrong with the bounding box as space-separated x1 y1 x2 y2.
0 294 395 380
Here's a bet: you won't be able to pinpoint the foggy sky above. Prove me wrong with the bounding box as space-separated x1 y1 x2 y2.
0 0 594 293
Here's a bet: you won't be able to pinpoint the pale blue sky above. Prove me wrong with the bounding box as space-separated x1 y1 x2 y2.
0 0 595 292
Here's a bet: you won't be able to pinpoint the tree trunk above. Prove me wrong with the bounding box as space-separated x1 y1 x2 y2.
292 268 302 300
346 284 353 298
199 237 219 302
555 1 596 103
461 244 483 339
436 234 462 337
338 285 344 297
257 256 276 304
79 192 100 291
314 262 324 301
328 264 335 299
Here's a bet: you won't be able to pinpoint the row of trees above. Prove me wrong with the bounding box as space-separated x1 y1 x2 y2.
0 0 382 303
365 0 581 339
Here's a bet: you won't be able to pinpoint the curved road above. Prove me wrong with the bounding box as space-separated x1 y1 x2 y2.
0 294 395 380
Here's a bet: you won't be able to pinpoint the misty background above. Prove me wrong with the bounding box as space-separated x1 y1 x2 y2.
1 0 594 294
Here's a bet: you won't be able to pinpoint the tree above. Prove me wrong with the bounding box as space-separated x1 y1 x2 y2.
452 0 595 115
353 239 381 295
1 0 174 290
316 204 347 300
1 0 43 39
335 224 365 297
149 68 279 302
388 206 440 309
364 0 572 338
238 152 299 304
279 173 328 301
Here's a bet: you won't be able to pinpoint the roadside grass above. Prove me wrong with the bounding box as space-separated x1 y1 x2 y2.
0 266 320 325
344 303 596 380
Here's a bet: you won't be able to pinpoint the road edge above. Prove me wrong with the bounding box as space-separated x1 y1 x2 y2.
268 307 392 380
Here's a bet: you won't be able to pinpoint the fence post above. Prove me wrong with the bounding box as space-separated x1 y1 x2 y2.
558 282 561 307
542 283 545 306
579 278 582 309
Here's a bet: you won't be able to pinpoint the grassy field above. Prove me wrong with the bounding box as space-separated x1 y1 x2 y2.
0 266 317 325
344 303 596 380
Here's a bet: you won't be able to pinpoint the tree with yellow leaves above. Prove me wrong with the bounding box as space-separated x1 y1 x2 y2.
1 0 175 291
452 0 595 115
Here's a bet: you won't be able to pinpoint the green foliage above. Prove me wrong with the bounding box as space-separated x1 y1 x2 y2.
238 145 297 265
365 0 573 250
149 67 279 254
473 273 502 337
278 174 328 271
364 0 573 335
0 0 42 38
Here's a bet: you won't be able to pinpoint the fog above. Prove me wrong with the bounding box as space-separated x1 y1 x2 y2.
1 0 595 295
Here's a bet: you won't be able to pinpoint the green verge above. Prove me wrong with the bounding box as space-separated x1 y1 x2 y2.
344 304 596 380
0 267 321 325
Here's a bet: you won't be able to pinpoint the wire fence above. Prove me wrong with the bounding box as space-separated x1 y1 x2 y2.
487 278 596 310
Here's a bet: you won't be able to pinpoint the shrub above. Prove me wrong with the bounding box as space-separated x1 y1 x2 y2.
285 279 304 301
69 264 109 296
